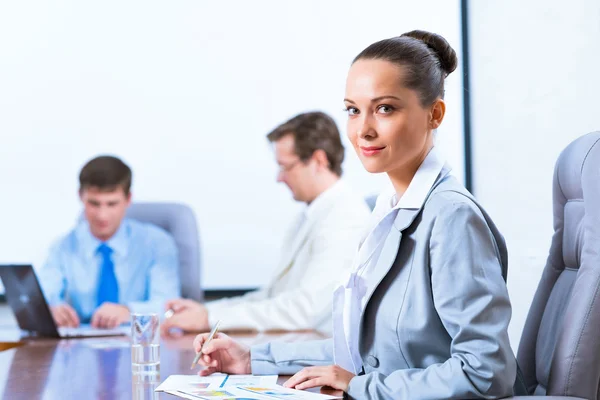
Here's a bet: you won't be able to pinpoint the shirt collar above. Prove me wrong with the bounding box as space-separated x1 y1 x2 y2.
77 218 131 259
304 179 345 220
381 146 448 211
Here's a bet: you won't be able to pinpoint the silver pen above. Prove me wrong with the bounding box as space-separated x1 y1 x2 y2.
190 320 222 369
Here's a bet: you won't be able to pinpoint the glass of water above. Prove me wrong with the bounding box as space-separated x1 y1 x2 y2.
131 313 160 375
132 373 160 400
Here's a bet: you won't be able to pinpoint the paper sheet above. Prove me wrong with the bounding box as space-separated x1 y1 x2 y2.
155 374 228 391
156 375 341 399
236 386 341 399
219 375 279 387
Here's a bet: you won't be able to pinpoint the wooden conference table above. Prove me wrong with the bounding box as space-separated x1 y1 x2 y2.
0 327 342 399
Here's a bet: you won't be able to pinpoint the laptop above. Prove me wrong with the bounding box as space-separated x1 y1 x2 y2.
0 264 128 338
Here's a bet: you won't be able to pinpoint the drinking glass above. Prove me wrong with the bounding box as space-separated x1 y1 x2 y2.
131 313 160 375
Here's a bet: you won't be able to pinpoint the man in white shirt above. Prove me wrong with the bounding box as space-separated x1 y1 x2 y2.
161 111 371 335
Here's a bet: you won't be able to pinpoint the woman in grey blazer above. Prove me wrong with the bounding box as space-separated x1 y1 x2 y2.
192 30 516 399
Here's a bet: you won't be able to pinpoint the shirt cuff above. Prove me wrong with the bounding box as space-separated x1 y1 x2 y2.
345 374 367 400
250 343 280 375
205 302 221 328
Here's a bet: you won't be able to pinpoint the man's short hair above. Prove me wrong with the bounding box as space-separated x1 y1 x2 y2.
79 155 132 195
266 111 345 176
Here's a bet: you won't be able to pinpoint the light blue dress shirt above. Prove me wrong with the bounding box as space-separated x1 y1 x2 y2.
38 218 181 322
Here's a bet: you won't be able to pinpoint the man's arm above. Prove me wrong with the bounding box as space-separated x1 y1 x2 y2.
205 287 269 311
206 225 361 332
37 242 67 306
37 241 81 327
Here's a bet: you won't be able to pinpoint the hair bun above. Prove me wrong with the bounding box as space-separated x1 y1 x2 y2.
401 30 457 76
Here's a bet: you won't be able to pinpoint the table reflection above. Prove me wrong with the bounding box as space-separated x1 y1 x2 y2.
1 341 56 399
132 373 160 400
0 331 333 399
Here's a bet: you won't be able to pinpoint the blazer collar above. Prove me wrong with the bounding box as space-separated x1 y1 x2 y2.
304 179 345 220
376 146 448 213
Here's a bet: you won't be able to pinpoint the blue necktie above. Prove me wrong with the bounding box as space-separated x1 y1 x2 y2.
97 243 119 306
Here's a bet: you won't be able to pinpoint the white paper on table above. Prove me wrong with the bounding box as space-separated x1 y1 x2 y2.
166 388 267 399
167 385 341 399
156 374 277 392
234 385 342 399
164 390 199 399
155 374 227 392
157 375 341 399
164 386 273 399
218 374 278 387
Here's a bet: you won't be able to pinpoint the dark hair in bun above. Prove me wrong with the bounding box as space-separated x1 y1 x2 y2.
353 30 458 106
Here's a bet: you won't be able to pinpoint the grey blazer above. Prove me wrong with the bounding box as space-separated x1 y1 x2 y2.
251 169 516 399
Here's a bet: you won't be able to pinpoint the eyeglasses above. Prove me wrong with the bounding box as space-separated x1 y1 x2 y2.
277 159 303 173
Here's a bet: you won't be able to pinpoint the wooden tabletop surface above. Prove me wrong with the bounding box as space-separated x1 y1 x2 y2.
0 327 341 400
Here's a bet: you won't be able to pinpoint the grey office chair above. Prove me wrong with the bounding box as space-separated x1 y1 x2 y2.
126 202 203 302
508 132 600 400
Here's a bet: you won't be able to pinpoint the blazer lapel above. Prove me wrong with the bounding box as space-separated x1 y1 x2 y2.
274 217 313 280
274 186 342 280
359 208 421 320
356 167 453 329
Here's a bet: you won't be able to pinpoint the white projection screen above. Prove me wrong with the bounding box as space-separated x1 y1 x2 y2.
0 1 465 290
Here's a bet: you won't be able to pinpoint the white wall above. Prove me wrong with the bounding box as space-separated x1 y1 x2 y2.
469 0 600 348
0 1 465 290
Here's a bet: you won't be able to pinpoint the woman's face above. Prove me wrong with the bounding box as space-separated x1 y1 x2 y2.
344 59 442 176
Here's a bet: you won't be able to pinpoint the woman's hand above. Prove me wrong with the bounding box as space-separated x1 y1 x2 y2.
283 365 355 391
192 332 251 376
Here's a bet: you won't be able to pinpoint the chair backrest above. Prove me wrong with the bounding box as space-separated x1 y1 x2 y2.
126 202 203 302
517 131 600 398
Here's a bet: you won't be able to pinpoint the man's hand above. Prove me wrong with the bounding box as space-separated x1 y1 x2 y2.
50 304 80 328
91 303 130 328
161 298 210 337
283 365 355 392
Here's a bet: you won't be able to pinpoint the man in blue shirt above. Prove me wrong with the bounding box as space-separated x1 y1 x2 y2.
39 155 180 328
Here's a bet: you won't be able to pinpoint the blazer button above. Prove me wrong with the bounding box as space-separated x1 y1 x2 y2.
366 355 379 368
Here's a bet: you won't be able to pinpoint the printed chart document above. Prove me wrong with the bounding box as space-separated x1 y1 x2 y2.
155 374 342 399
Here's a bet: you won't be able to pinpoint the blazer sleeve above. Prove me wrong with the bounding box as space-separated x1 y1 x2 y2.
251 339 333 375
205 288 269 314
347 200 516 399
205 219 364 332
